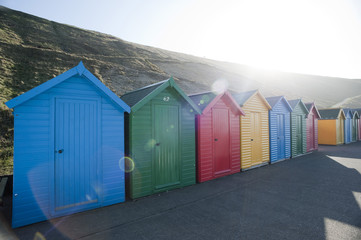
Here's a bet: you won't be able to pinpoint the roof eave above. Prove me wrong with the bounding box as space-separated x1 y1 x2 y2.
202 91 245 116
131 77 201 114
5 62 131 113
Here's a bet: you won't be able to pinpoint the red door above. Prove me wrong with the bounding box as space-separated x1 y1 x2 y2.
212 108 230 175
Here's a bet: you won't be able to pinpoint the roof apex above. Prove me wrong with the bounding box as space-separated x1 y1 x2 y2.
5 62 130 113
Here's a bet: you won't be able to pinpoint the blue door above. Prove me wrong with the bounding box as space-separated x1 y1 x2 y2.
54 98 100 214
277 114 285 160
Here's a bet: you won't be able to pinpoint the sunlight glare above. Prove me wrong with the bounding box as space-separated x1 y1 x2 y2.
326 155 361 174
159 0 361 78
352 191 361 210
324 218 361 240
211 79 228 94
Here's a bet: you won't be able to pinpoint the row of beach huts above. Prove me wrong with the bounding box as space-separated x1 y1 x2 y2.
5 62 361 227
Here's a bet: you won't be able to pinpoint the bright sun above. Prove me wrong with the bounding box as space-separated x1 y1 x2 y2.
158 0 361 78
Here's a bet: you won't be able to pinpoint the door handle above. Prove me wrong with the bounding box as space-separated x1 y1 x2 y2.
155 143 161 146
214 138 218 141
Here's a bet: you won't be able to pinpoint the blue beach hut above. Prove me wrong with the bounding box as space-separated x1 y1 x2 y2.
344 109 353 144
266 96 292 163
5 62 130 228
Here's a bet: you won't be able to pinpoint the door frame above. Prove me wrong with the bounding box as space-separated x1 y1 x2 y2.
296 114 303 155
277 114 286 160
151 100 182 192
49 95 102 217
211 107 231 176
250 111 262 165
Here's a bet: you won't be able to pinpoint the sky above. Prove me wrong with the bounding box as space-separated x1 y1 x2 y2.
1 0 361 79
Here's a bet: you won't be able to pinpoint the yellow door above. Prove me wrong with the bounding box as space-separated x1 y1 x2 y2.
250 112 262 166
336 119 344 144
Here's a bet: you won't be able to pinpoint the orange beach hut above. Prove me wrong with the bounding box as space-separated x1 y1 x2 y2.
318 108 345 145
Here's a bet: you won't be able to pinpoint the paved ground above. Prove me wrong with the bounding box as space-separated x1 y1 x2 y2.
1 142 361 240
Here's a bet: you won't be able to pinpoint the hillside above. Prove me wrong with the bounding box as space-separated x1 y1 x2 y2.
1 6 361 174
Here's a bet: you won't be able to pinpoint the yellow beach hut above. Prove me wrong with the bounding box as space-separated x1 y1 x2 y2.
233 90 271 170
318 108 345 145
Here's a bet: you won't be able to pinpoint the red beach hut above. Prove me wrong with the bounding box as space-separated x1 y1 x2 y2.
189 91 245 182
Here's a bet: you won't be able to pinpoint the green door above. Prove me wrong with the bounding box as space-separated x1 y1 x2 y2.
153 104 180 190
296 115 303 155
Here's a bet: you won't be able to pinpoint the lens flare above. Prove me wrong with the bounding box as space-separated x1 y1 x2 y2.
33 232 46 240
211 79 228 94
144 139 157 151
119 156 135 173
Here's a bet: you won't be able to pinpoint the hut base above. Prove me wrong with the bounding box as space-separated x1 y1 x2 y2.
241 162 269 171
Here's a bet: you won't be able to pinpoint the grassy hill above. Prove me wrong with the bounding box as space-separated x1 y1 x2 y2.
1 6 361 175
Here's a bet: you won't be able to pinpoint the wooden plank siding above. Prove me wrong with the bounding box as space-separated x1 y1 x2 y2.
318 120 337 145
268 99 291 163
127 87 196 199
240 95 270 169
306 106 319 152
196 96 240 182
11 75 127 228
290 102 308 157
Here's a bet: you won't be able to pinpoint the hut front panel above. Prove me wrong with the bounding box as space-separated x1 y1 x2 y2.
128 87 196 198
12 94 51 228
344 115 352 144
306 108 319 151
197 113 213 182
318 120 337 145
197 97 240 182
128 104 153 198
180 101 197 186
290 105 307 157
352 117 357 142
101 97 126 206
269 101 291 163
336 118 345 144
12 76 126 227
358 119 361 140
240 95 269 169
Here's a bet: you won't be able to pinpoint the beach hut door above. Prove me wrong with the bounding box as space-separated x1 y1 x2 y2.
54 98 99 214
250 112 262 164
277 114 285 159
309 115 315 149
296 115 303 154
352 119 356 141
212 108 230 174
153 104 180 189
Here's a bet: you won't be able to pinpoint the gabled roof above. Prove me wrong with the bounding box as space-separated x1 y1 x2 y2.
120 77 201 114
5 62 130 113
352 108 361 116
189 91 245 115
188 92 217 111
232 90 271 109
305 102 321 119
318 108 345 120
266 96 293 112
353 110 360 119
288 99 309 114
343 108 353 118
